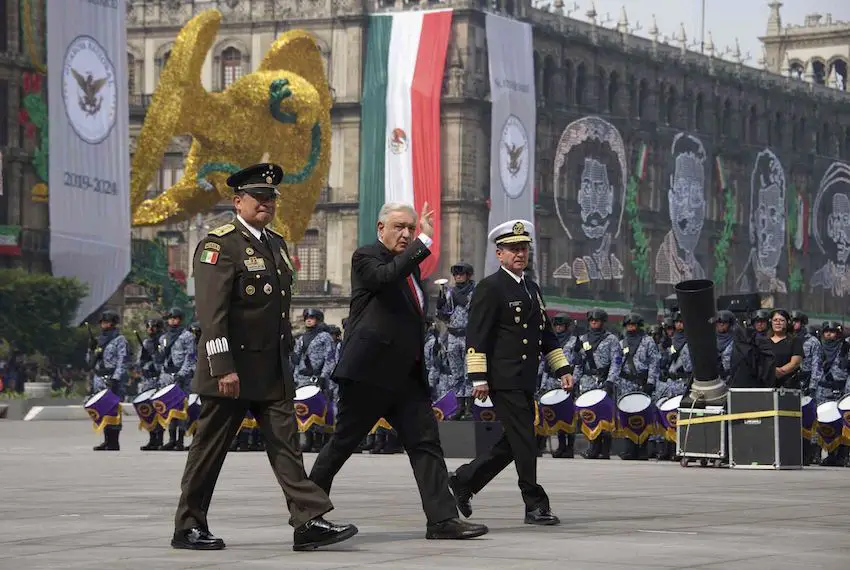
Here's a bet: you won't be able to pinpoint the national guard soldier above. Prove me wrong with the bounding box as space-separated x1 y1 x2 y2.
715 310 737 384
815 322 850 466
171 163 356 551
291 308 336 452
87 309 131 451
424 317 445 401
138 317 165 451
436 261 476 419
159 307 198 451
751 309 771 336
450 220 571 526
573 309 622 460
791 311 823 398
189 322 202 345
617 313 660 460
537 313 578 458
654 312 692 460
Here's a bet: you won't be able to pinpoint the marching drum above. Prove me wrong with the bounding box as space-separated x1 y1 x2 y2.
472 396 497 422
132 389 159 432
186 394 202 436
657 394 683 442
84 388 122 432
837 394 850 442
240 410 258 431
616 392 655 444
432 390 459 422
817 401 845 452
369 417 393 435
574 389 615 440
151 383 189 427
293 385 328 432
801 395 817 441
538 389 576 435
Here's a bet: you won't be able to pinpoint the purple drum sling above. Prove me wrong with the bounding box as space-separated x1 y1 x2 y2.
574 389 615 441
186 394 202 436
432 390 459 422
838 394 850 442
472 397 497 422
616 392 655 444
817 401 844 453
84 389 122 432
801 395 817 441
293 385 328 432
657 394 683 442
132 389 159 432
538 389 577 435
151 383 188 427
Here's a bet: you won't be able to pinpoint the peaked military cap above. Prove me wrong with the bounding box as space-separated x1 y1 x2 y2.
489 219 534 245
226 163 283 199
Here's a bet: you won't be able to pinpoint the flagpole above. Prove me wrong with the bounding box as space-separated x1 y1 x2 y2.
700 0 706 53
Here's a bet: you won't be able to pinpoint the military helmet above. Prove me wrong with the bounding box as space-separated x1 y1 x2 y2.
303 308 324 321
145 318 164 331
450 262 474 276
99 309 120 325
715 310 736 325
328 324 342 337
822 321 843 333
752 309 771 322
189 322 201 336
622 313 644 327
671 311 683 322
791 310 808 325
165 307 184 320
586 309 608 322
552 313 572 327
662 317 675 329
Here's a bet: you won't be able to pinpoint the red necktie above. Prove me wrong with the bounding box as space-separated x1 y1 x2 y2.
407 275 422 314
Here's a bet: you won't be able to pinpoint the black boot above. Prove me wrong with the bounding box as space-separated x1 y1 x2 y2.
581 437 600 459
462 396 474 421
668 441 678 461
536 435 547 457
174 428 185 451
552 433 572 458
249 429 265 451
93 431 109 451
140 429 159 451
358 434 375 452
301 430 314 453
598 433 612 459
381 430 403 454
619 439 639 460
104 429 120 451
161 426 177 451
370 431 386 454
311 431 325 453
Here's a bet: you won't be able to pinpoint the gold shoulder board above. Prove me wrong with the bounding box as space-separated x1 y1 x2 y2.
209 223 236 237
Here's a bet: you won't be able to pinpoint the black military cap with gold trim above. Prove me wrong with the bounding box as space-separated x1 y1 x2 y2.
226 163 283 200
489 219 534 246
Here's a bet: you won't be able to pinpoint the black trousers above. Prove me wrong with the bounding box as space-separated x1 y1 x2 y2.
174 397 333 531
309 377 458 525
454 390 549 511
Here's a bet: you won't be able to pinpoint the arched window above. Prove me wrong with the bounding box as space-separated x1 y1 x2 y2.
789 62 804 80
637 78 648 119
543 55 556 104
665 86 677 126
596 68 606 112
830 59 848 90
812 60 826 85
221 47 243 89
576 63 587 107
162 50 171 68
608 71 619 115
695 92 705 132
563 60 573 105
295 229 322 281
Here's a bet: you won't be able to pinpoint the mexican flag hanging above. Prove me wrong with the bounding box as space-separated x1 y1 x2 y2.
0 225 21 256
357 9 453 279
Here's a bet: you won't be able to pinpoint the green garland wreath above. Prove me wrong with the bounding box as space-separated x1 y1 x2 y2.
712 185 736 284
625 175 650 282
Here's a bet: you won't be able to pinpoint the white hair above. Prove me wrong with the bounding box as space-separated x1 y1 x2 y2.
377 202 417 226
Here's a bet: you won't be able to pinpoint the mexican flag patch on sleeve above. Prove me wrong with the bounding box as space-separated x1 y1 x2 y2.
200 250 219 265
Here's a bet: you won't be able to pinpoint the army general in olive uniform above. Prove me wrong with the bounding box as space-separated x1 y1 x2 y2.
172 164 357 552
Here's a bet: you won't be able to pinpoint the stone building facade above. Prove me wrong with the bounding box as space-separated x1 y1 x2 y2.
0 0 50 273
129 0 850 323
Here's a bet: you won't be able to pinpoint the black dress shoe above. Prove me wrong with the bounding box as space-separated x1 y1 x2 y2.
524 507 560 526
448 473 473 518
171 528 226 550
426 518 488 539
292 517 358 551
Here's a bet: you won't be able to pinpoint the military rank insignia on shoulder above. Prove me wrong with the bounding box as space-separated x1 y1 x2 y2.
209 223 235 237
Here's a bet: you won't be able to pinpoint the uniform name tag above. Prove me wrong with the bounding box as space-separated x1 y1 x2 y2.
582 341 592 351
244 257 266 272
509 301 522 307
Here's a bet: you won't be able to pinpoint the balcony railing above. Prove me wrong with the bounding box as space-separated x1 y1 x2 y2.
128 94 153 116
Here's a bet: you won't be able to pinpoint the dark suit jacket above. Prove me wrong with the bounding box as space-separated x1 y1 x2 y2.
332 238 430 390
191 222 296 402
466 268 570 393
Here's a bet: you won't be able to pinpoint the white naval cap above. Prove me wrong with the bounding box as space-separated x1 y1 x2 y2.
488 219 534 245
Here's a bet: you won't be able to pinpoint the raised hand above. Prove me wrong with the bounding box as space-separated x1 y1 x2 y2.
419 201 435 239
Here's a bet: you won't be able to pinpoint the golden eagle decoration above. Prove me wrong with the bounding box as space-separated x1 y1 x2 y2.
130 9 332 242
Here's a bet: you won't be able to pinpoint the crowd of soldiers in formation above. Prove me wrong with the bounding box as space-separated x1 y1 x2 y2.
86 263 850 467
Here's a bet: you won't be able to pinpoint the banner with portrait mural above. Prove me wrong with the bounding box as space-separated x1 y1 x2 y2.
47 0 130 323
484 13 536 276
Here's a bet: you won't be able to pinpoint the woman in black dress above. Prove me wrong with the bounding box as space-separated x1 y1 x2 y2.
768 309 803 389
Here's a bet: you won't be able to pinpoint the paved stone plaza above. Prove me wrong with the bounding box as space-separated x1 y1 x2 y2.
1 421 848 570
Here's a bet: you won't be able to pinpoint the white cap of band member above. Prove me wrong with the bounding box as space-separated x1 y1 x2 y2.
488 219 535 245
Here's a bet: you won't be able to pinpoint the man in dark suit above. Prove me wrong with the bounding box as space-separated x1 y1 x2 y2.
449 220 573 525
172 163 357 552
310 202 488 540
